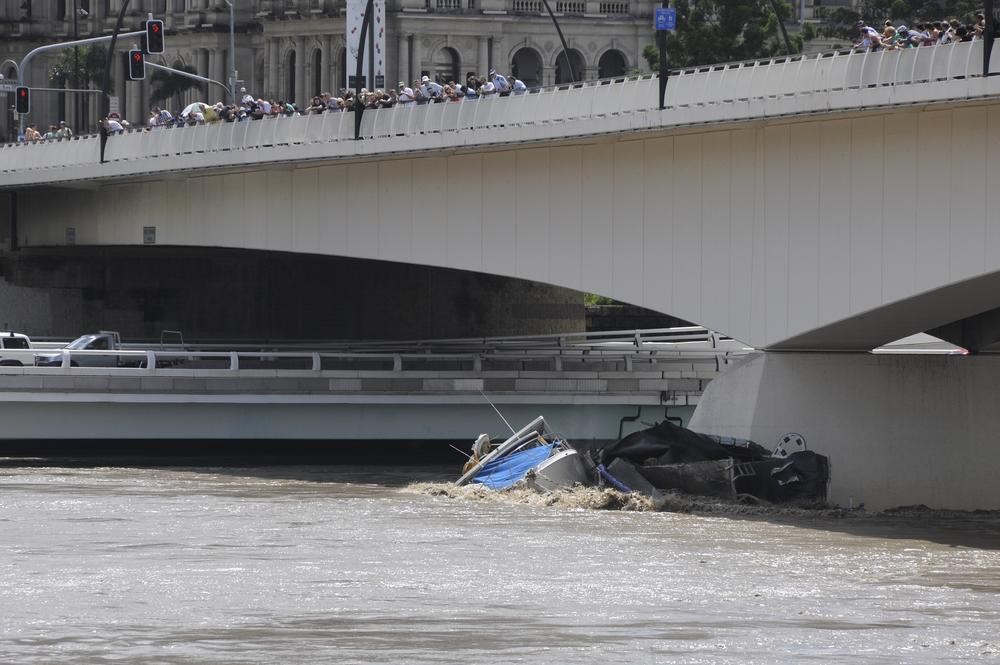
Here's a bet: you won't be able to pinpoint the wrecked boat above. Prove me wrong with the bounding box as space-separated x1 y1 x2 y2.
594 420 830 504
455 416 592 491
457 416 829 505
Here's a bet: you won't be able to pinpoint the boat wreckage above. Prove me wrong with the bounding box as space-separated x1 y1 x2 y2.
456 417 829 505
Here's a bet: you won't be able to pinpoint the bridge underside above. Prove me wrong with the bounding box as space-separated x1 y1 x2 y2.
0 246 590 341
772 268 1000 352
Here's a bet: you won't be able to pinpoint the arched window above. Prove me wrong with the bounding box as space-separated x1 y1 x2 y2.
432 47 460 84
287 50 296 101
597 49 627 79
555 49 585 84
511 47 542 88
312 48 323 95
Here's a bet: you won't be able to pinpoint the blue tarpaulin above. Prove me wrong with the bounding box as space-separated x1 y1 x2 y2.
473 444 555 489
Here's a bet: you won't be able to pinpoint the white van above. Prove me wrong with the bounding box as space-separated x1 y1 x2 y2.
0 332 32 366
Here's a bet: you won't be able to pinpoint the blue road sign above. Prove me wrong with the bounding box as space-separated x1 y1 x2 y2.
654 7 676 31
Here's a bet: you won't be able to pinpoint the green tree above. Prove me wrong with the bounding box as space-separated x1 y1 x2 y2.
149 59 200 112
48 45 108 89
663 0 800 68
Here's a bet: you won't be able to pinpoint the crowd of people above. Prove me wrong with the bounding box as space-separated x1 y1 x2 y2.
139 68 529 130
855 13 988 50
12 18 994 143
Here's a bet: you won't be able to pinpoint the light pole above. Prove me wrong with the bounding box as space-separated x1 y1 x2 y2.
224 0 236 105
73 0 80 132
1 60 20 143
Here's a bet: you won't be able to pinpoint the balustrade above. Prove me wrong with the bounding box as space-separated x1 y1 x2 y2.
4 40 1000 180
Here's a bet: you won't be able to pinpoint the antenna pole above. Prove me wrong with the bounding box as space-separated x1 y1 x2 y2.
480 391 516 435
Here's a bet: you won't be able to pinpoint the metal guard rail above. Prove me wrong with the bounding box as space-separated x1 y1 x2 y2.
2 39 998 177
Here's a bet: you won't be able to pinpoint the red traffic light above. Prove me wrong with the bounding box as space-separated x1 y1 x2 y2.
127 49 145 80
145 19 164 54
15 86 29 114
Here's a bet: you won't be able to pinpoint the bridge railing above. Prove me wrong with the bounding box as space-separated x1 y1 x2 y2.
3 39 998 177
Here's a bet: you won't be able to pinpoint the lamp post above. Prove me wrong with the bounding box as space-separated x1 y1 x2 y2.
73 0 80 132
1 60 20 143
224 0 236 105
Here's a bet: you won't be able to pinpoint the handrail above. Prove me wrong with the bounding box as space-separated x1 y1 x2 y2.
2 39 996 178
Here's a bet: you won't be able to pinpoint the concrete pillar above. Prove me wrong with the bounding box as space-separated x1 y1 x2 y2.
689 352 1000 511
295 37 306 106
269 40 280 99
322 35 333 93
208 49 217 99
477 36 489 78
126 78 143 125
398 34 410 86
263 39 272 96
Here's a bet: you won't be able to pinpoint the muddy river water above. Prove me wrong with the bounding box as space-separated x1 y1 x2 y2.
1 465 998 663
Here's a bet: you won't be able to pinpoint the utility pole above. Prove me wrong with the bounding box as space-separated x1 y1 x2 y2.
224 0 236 105
73 0 80 132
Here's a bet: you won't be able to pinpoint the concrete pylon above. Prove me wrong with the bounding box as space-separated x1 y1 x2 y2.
689 352 1000 511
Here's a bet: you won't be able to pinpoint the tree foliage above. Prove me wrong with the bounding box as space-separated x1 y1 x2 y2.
660 0 802 68
48 45 107 88
817 0 985 39
149 59 200 109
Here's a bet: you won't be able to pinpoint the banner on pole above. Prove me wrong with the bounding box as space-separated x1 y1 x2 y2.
346 0 386 90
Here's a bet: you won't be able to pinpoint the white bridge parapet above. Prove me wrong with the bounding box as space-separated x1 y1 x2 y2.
3 40 1000 188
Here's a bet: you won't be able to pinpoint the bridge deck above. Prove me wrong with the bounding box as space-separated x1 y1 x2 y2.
3 40 999 189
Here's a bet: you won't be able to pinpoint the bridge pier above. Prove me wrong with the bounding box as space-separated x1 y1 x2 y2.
689 352 1000 511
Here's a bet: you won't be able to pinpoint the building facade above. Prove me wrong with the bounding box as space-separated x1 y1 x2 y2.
1 0 670 139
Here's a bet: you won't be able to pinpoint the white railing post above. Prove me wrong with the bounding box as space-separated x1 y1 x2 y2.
229 351 239 370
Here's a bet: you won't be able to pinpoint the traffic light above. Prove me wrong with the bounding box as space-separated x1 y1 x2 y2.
145 19 164 54
127 49 145 81
14 86 29 114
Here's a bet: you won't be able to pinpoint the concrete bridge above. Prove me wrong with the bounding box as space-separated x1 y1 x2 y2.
3 40 1000 509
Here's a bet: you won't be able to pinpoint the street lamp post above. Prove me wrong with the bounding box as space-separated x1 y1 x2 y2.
73 0 80 133
224 0 236 105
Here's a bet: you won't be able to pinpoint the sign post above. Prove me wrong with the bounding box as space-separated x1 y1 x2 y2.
654 5 676 110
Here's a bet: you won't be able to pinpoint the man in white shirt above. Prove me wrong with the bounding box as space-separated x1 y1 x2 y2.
423 75 444 100
854 20 883 50
398 81 415 105
510 76 527 95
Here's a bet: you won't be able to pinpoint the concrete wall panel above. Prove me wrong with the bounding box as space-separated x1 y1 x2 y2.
346 162 379 258
881 112 918 303
763 125 791 342
481 151 518 278
410 157 447 268
641 137 674 317
987 106 1000 270
515 148 551 285
291 168 321 254
612 140 644 305
700 132 732 335
548 146 584 291
786 123 820 335
242 171 268 250
949 106 987 283
200 175 226 249
317 165 348 254
672 134 703 326
817 119 852 329
445 154 484 273
579 143 614 296
728 129 756 343
265 170 293 252
914 110 952 294
377 159 414 264
849 115 885 314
